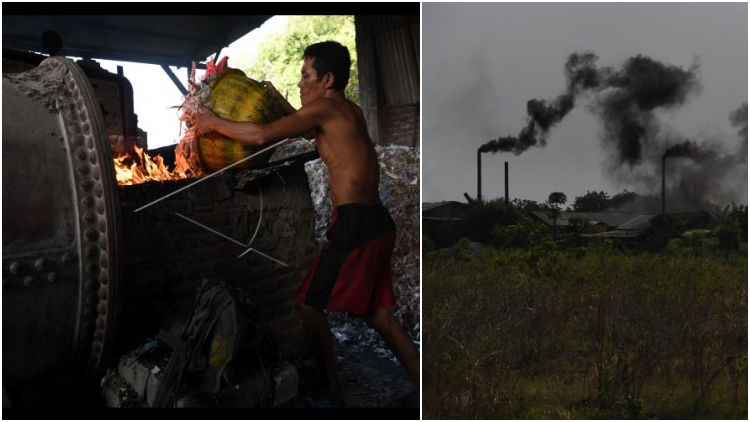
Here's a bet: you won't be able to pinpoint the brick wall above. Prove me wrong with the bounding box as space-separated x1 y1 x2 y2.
382 104 420 147
116 165 317 359
86 73 129 155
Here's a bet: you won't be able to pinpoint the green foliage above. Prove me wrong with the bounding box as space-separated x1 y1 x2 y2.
546 191 567 239
511 198 547 214
423 234 436 254
493 216 549 249
465 198 524 244
711 203 748 253
235 16 358 109
573 190 610 212
665 230 719 257
644 214 686 251
568 246 588 260
567 216 596 234
565 216 597 247
625 395 646 419
446 237 475 262
547 192 567 208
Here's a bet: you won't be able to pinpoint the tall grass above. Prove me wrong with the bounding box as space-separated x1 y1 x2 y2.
423 244 747 419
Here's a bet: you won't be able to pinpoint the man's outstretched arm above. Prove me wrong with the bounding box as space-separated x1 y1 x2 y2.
193 102 328 147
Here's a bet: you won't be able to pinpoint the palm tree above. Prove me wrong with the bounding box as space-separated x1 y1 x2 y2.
546 191 567 239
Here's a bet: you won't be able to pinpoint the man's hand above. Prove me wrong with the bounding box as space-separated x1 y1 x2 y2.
262 80 297 117
261 81 282 101
192 105 218 136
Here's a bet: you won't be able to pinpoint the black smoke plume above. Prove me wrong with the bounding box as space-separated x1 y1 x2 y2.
480 52 600 155
597 54 701 167
654 106 747 209
480 51 702 163
656 103 747 207
663 140 717 161
480 51 748 206
729 102 748 156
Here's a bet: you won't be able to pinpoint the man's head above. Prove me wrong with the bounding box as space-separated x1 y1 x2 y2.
303 41 351 91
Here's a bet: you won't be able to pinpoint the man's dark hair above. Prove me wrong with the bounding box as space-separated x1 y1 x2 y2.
303 41 351 91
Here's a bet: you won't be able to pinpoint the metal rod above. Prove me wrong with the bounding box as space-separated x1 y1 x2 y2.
247 183 264 246
237 247 255 259
174 212 246 248
161 64 188 96
178 211 287 266
504 161 509 205
134 138 292 213
237 247 289 267
662 156 666 215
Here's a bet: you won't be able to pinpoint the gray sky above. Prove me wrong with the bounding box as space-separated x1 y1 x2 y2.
423 2 748 208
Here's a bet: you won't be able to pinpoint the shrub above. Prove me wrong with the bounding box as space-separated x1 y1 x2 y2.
465 198 524 244
643 214 686 251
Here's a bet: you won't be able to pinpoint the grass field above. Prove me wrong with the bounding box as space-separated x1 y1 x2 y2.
423 241 747 419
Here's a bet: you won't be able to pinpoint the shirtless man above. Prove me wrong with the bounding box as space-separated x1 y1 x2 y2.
193 41 419 406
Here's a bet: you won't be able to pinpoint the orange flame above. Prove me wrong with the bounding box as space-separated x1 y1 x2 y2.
114 135 204 185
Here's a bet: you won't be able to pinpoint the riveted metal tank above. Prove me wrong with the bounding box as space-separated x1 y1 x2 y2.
2 56 122 387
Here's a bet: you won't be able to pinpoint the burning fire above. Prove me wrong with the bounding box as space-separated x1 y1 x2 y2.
114 133 204 185
114 56 226 186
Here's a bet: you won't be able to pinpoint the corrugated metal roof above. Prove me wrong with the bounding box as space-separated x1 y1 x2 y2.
615 214 656 231
614 212 708 231
580 211 711 238
580 230 644 239
423 201 470 211
371 16 419 106
2 15 273 68
423 216 469 221
423 201 471 219
529 211 639 228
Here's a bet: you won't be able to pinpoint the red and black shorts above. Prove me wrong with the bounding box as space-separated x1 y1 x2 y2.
296 202 397 315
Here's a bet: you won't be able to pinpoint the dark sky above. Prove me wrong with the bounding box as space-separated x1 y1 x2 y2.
422 2 748 208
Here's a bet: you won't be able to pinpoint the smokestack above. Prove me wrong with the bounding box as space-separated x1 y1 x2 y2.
662 155 666 214
504 161 509 204
477 149 482 202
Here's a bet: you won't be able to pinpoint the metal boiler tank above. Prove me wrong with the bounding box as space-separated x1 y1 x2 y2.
2 56 122 387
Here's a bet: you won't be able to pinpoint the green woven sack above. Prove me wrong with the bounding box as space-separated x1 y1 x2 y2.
197 69 285 172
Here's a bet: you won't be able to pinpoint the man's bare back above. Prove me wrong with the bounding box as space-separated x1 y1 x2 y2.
309 95 381 207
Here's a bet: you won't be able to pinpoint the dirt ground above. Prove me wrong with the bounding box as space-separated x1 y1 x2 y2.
289 338 417 409
3 338 417 416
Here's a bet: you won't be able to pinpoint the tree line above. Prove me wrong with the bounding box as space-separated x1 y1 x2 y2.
232 16 358 109
444 189 748 255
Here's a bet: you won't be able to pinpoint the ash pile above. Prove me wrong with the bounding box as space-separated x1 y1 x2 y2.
303 144 421 361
